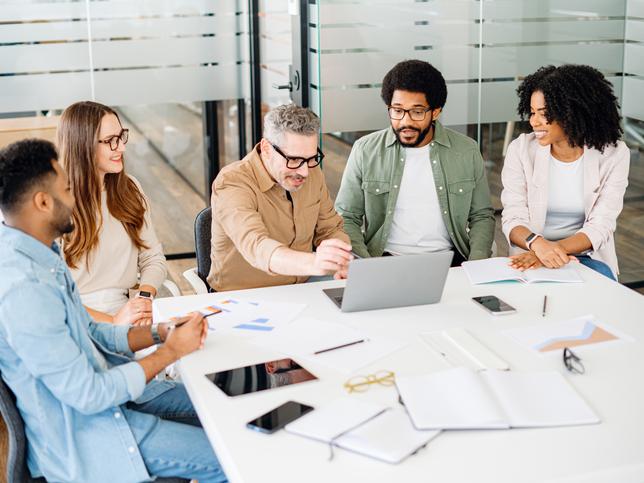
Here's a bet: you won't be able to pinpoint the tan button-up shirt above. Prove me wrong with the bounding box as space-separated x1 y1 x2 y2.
207 145 349 292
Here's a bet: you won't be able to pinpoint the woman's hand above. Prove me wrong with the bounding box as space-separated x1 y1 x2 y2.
508 251 544 271
531 238 574 268
113 297 153 326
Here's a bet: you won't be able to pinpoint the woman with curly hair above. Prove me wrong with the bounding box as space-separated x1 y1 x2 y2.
58 101 167 324
501 64 629 280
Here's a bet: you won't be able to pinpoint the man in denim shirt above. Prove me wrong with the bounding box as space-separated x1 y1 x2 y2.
0 139 227 483
335 60 495 266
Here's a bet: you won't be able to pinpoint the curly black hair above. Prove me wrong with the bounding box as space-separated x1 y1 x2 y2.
381 59 447 109
517 64 622 151
0 138 58 214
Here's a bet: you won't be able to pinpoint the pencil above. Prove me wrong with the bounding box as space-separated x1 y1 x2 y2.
542 295 548 317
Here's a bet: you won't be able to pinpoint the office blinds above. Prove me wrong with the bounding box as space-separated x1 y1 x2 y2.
0 0 248 113
309 0 631 134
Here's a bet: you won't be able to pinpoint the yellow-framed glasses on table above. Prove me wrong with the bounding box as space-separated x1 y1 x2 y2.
343 370 395 393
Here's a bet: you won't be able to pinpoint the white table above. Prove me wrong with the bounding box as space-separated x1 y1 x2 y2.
154 266 644 483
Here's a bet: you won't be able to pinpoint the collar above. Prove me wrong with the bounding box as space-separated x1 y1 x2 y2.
384 120 452 148
248 144 277 193
0 223 64 272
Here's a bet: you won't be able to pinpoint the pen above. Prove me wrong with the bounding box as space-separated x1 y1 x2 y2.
542 295 548 317
314 339 366 355
350 250 362 260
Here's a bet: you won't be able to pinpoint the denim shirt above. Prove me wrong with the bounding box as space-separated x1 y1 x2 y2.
335 121 495 260
0 224 173 483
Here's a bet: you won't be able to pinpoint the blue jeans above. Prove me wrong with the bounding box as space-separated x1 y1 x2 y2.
577 255 616 281
125 384 227 483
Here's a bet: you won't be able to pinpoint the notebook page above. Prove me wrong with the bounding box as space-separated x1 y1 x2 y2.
396 367 509 430
462 258 525 284
334 408 440 464
523 264 583 283
284 397 387 443
481 370 600 428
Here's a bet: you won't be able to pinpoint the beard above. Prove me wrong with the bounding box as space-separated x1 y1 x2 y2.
394 124 432 148
52 197 74 236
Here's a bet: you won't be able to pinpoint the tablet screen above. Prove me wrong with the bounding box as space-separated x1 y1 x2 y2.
205 358 318 397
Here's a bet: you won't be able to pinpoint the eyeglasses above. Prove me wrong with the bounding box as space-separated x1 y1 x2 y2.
271 143 324 169
344 370 395 393
563 347 585 374
98 129 129 151
387 106 432 121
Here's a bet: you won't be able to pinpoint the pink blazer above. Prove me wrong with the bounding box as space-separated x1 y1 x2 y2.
501 133 630 275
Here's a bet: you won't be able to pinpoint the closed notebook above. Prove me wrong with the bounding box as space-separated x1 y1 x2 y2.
462 257 583 284
396 367 600 430
285 398 439 464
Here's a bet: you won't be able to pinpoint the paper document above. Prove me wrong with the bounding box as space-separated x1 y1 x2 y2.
251 318 407 374
396 367 599 430
462 257 583 285
152 294 305 334
503 315 630 353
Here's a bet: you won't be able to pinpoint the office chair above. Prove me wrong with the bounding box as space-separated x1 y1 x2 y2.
0 372 188 483
183 206 213 294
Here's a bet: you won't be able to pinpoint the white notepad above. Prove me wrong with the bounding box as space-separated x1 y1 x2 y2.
462 257 583 284
396 367 599 430
285 398 440 464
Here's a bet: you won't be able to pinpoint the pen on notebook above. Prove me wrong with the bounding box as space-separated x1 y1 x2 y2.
314 339 366 355
542 295 548 317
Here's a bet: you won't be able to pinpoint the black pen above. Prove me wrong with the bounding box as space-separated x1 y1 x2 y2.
314 339 366 355
542 295 548 317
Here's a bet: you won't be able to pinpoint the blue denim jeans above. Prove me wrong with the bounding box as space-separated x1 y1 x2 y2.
576 255 616 281
125 384 227 483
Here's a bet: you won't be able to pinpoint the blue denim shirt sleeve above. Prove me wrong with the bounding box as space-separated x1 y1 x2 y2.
89 320 135 357
0 282 146 414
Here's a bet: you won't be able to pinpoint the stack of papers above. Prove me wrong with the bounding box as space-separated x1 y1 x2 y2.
396 367 599 430
250 317 407 374
462 257 583 284
285 398 439 464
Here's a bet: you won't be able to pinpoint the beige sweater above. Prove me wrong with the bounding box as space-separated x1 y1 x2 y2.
69 177 167 296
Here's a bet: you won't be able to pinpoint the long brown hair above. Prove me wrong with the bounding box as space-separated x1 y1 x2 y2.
59 101 148 269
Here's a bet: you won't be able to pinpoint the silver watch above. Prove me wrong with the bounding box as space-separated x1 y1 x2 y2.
150 323 163 345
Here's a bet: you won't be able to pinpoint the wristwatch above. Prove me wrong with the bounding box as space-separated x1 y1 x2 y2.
150 323 163 345
525 232 542 250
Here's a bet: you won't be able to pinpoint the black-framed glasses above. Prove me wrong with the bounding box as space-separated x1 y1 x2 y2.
387 106 432 121
271 143 324 169
98 128 129 151
563 347 585 374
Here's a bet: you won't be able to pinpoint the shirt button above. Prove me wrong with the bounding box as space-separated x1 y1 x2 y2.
459 188 463 193
388 210 392 214
128 446 135 454
50 268 55 273
433 160 436 164
114 412 121 419
394 185 398 189
431 142 435 146
60 285 65 290
439 186 443 190
375 188 380 193
444 211 447 214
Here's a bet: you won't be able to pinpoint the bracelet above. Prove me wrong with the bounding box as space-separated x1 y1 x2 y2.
150 323 163 345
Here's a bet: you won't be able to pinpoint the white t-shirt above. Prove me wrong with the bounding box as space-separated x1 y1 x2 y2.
543 154 585 241
385 144 452 255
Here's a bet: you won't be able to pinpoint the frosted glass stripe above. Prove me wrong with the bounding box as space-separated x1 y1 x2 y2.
0 43 90 74
0 72 93 113
627 0 644 17
483 20 625 44
626 19 644 41
482 0 627 19
0 2 86 22
625 44 644 75
88 0 245 18
623 77 644 120
319 2 481 24
93 65 247 106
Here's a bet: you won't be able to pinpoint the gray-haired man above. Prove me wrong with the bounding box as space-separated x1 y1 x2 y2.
207 104 352 292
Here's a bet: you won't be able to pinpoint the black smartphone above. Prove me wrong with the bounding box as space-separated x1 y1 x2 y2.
472 295 516 315
246 401 314 434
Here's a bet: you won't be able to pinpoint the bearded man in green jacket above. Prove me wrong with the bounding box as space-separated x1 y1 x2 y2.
335 60 495 266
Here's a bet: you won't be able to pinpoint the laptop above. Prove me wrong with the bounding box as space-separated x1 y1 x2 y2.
323 251 454 312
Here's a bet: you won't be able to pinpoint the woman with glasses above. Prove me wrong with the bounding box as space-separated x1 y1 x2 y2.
58 101 167 325
501 65 629 280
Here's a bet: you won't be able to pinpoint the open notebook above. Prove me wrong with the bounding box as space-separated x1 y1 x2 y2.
462 257 583 284
396 367 599 430
285 398 439 464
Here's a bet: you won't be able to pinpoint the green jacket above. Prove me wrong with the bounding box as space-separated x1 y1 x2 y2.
335 121 495 260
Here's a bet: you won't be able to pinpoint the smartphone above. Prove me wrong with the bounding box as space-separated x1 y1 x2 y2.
246 401 314 434
472 295 516 315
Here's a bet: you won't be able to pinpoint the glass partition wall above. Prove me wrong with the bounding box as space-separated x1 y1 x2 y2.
307 0 643 286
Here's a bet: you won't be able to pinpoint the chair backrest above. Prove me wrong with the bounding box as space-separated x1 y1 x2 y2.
194 207 212 286
0 372 44 483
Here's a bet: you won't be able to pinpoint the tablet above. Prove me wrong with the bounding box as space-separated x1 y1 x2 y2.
205 358 318 397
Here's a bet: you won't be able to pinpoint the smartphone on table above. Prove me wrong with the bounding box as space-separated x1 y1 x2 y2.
246 401 314 434
472 295 516 315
